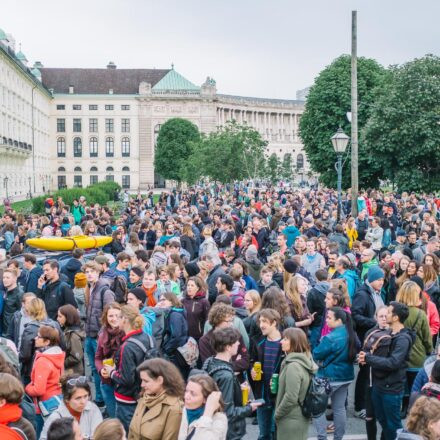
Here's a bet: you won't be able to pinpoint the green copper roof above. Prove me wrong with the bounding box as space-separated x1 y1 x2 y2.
152 68 200 92
31 67 41 78
0 28 8 40
16 51 27 62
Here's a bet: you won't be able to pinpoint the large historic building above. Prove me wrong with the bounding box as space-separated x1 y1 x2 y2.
0 27 310 199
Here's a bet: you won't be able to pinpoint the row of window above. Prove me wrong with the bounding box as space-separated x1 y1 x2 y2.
58 174 130 189
56 104 130 111
57 118 130 133
57 136 130 157
58 166 130 172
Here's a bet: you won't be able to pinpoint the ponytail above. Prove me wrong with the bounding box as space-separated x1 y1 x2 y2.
121 304 145 330
329 307 358 362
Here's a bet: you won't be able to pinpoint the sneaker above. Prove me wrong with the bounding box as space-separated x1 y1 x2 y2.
354 409 366 419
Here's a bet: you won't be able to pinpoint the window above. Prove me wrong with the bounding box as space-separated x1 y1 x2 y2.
90 175 98 185
58 167 66 172
105 174 114 182
122 166 130 171
296 154 304 170
105 105 114 110
73 118 82 132
121 118 130 133
57 118 65 132
73 104 81 110
121 105 130 110
89 104 98 110
57 175 66 189
74 166 82 172
105 137 114 157
73 137 82 157
57 137 66 157
90 166 98 172
105 118 114 132
56 104 65 110
89 118 98 132
89 137 98 157
74 175 82 188
121 137 130 156
106 166 114 172
122 175 130 189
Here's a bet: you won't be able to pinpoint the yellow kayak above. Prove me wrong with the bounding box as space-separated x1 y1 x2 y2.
26 235 113 251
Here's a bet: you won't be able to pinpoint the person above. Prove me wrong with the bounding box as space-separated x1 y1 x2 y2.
312 307 357 440
22 253 43 294
57 305 84 375
242 290 261 336
411 343 440 395
40 374 103 440
178 374 228 440
25 326 65 437
94 418 126 440
358 302 415 440
396 396 440 440
203 327 261 440
95 302 125 419
104 305 154 432
0 372 36 440
335 256 359 302
182 276 210 341
46 418 82 440
61 249 85 288
72 273 87 322
409 359 440 405
36 260 77 321
300 239 325 281
284 275 315 330
275 328 317 440
140 269 160 307
128 358 185 440
365 217 383 253
1 269 22 335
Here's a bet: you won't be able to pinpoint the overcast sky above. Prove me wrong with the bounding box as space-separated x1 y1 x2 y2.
2 0 440 99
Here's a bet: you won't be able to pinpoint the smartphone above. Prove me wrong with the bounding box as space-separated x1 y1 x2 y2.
251 398 265 405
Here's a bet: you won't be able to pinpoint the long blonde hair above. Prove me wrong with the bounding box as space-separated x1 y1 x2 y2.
396 281 421 307
284 275 305 319
27 298 47 321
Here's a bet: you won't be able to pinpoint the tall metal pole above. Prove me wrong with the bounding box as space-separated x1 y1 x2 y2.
337 154 342 222
351 10 359 216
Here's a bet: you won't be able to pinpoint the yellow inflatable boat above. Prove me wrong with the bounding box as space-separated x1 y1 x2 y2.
26 235 113 251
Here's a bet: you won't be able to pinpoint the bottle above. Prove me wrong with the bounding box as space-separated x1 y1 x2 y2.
253 362 262 381
241 383 249 406
270 374 279 394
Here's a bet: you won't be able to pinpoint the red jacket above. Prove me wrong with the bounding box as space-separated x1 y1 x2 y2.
424 292 440 336
25 346 64 404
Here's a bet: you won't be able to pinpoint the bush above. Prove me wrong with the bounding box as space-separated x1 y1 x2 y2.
84 187 108 206
32 196 46 214
88 181 121 200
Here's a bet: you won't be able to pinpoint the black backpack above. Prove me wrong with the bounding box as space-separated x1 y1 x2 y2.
128 334 162 362
111 276 128 304
300 375 331 419
363 328 393 357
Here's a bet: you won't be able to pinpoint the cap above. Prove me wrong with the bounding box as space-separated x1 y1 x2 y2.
129 287 147 304
74 272 87 288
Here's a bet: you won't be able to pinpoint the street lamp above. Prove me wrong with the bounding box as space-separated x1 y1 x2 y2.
331 128 350 222
3 176 9 199
28 177 32 199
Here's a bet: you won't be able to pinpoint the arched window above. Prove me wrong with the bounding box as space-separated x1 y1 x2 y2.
90 166 98 172
296 154 304 170
89 137 98 157
121 137 130 157
122 166 130 171
106 166 114 172
57 137 66 157
74 166 82 172
105 137 114 157
73 137 82 157
58 166 66 172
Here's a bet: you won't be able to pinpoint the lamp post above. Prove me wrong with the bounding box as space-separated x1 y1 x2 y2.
331 128 350 222
3 176 9 199
28 177 32 199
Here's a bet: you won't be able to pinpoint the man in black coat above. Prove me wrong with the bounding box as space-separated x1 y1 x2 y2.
23 254 43 294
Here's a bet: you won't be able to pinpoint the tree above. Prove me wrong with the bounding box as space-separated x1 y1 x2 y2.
299 55 387 188
265 153 281 184
154 118 200 184
280 153 294 181
363 55 440 192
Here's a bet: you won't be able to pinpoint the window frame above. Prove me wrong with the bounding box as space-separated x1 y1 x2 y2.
57 118 66 133
89 137 98 157
121 137 130 157
73 137 82 157
73 118 82 133
89 118 98 133
57 137 66 157
121 118 130 133
105 137 114 157
105 118 114 133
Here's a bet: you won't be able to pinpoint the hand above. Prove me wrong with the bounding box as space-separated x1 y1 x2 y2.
358 351 366 365
100 368 110 378
250 368 257 381
37 275 46 288
204 391 222 417
103 365 115 376
250 401 263 411
309 312 317 323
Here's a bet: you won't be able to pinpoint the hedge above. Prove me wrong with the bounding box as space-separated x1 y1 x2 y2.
31 181 121 214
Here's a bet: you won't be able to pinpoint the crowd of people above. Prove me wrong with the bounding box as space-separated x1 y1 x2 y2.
0 184 440 440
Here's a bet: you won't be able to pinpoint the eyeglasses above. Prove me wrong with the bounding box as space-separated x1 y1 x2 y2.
67 376 88 387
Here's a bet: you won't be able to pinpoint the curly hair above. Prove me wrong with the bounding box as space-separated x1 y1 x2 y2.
407 396 440 440
208 303 235 328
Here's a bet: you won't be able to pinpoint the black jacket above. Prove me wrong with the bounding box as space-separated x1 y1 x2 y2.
25 266 43 294
365 327 415 393
352 284 377 342
180 235 197 260
60 258 82 287
1 286 22 333
36 279 77 321
207 265 225 304
307 281 330 328
203 356 252 440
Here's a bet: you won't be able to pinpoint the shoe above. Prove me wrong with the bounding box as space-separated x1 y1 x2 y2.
354 409 366 419
326 423 335 433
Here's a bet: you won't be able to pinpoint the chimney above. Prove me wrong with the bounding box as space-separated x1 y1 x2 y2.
69 85 74 94
107 61 116 69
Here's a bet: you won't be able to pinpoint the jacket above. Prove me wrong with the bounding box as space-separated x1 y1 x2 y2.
313 325 354 382
36 279 77 321
411 354 437 393
257 280 279 297
351 284 377 342
395 430 423 440
199 237 219 259
328 232 349 255
64 325 85 374
275 353 317 440
2 286 22 333
25 346 65 405
85 278 115 337
180 235 197 260
25 266 43 294
360 258 379 281
365 226 384 251
162 307 188 356
306 281 330 329
365 327 415 393
282 225 300 247
178 410 228 440
60 258 82 287
182 293 210 341
404 307 432 369
129 392 183 440
111 329 153 404
0 403 36 440
39 400 102 440
203 357 252 440
340 270 359 302
300 252 325 280
5 309 31 348
207 265 225 304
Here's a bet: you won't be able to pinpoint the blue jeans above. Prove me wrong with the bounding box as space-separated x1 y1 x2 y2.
371 387 403 440
35 414 44 439
115 402 136 433
85 336 103 403
101 383 116 418
257 405 275 440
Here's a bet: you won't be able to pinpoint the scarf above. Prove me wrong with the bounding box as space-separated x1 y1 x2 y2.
186 406 205 426
102 326 125 358
65 402 82 422
143 391 167 408
0 403 22 424
143 285 158 307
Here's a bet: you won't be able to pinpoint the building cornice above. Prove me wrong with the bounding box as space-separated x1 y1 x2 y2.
217 94 304 109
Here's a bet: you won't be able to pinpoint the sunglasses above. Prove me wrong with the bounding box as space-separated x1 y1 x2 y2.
67 376 88 387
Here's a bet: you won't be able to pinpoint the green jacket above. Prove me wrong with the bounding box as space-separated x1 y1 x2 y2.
404 306 432 369
275 352 317 440
361 258 379 281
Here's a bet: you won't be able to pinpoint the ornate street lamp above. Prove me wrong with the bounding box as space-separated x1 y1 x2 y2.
331 128 350 221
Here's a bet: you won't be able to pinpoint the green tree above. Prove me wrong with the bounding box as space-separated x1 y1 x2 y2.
154 118 200 184
299 55 387 188
280 153 294 181
265 153 281 184
363 55 440 192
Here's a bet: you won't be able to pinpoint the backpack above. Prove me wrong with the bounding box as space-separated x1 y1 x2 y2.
128 334 162 361
363 328 393 358
300 375 331 419
0 337 20 371
111 276 128 304
0 424 22 440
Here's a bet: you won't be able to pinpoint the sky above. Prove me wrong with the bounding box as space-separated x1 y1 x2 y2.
2 0 440 99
